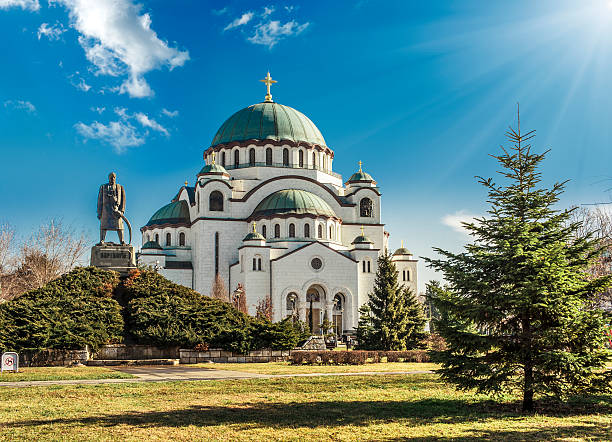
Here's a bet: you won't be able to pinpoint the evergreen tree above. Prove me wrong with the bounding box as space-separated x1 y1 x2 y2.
356 252 426 350
425 112 612 412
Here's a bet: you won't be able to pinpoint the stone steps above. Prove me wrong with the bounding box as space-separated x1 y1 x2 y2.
87 359 180 366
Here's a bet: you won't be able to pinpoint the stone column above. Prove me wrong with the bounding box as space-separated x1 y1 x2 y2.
325 302 334 323
298 301 306 322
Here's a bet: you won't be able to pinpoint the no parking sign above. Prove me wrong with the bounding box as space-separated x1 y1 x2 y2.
1 352 18 373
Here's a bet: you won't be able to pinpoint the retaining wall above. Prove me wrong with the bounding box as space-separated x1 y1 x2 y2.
93 344 179 360
19 349 89 367
180 348 290 364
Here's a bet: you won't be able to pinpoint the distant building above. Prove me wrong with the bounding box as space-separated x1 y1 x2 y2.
139 74 417 335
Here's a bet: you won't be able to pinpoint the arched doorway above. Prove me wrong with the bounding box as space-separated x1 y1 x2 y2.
333 293 345 336
305 284 326 334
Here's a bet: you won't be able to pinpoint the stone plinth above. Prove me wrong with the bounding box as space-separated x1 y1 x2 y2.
91 244 136 274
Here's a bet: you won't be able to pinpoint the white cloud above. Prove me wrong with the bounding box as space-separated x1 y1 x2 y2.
262 6 275 17
76 107 169 151
211 7 227 16
161 108 178 118
0 0 39 11
75 120 144 152
248 20 309 48
224 12 253 31
73 77 91 91
90 106 105 114
37 22 66 40
442 210 481 235
51 0 189 98
134 112 168 136
3 100 36 113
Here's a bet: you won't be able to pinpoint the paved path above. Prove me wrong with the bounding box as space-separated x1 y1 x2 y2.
0 366 433 388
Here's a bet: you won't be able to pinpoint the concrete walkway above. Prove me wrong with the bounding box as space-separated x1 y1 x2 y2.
0 365 433 388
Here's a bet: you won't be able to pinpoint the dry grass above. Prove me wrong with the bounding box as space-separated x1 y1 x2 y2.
194 361 439 374
0 374 610 441
0 366 134 382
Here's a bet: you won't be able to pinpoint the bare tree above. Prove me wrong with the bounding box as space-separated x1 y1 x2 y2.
211 274 229 301
231 284 249 314
570 206 612 309
2 220 87 299
255 294 273 320
0 224 18 301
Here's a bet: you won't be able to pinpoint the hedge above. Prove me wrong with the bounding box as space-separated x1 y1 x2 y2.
0 267 124 352
290 350 430 365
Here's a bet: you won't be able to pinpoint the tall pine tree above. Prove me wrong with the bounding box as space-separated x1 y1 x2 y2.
356 252 426 350
426 111 612 412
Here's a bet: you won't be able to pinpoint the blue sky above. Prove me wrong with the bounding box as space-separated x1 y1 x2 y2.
2 0 612 292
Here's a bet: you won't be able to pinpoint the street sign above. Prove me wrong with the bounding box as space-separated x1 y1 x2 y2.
1 352 18 373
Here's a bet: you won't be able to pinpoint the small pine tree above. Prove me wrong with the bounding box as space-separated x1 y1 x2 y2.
355 252 426 350
425 111 612 412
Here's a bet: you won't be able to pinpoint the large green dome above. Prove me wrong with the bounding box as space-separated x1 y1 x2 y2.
211 102 326 147
251 189 336 219
146 200 191 226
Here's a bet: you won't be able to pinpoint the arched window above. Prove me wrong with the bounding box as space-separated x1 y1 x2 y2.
197 192 200 211
166 232 171 247
299 150 304 167
266 147 272 165
234 149 239 167
360 198 373 217
179 232 185 246
155 233 159 243
215 232 219 275
304 224 310 238
282 148 289 166
329 225 333 240
209 191 223 211
368 260 371 273
274 224 280 238
289 223 295 238
221 152 226 167
262 225 267 238
286 293 298 315
363 261 366 272
258 257 262 271
333 293 344 311
312 152 317 168
252 258 257 271
317 224 323 239
146 234 150 243
249 148 255 166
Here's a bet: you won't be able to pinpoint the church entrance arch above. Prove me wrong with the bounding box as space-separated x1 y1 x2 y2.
332 293 345 336
305 284 326 334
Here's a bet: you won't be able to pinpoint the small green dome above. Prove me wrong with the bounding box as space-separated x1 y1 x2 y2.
352 234 373 245
142 240 162 250
243 231 265 241
251 189 336 219
146 200 191 226
211 102 326 147
393 247 412 256
347 170 374 183
199 163 228 176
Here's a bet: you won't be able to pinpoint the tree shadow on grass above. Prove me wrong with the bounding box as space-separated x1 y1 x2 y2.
5 397 612 433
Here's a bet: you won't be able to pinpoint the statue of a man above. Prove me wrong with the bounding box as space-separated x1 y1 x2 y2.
97 172 126 244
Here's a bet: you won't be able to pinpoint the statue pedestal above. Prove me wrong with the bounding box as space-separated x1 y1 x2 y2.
90 244 136 275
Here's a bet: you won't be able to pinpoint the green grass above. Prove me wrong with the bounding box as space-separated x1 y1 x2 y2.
0 374 610 440
194 361 439 375
0 366 135 382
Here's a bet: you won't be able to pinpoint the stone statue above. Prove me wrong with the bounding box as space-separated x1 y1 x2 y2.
97 172 128 244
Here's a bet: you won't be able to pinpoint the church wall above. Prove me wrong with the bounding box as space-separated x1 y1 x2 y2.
240 246 271 315
391 258 418 295
159 268 193 289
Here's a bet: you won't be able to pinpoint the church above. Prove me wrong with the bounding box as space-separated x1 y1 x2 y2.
138 73 417 335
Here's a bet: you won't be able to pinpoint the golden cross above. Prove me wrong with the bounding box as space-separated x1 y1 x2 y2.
401 240 404 248
260 71 277 102
361 225 365 235
253 221 257 232
184 181 188 186
211 151 216 165
358 160 362 172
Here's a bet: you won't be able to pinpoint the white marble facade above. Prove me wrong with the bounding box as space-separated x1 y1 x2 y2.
139 86 417 335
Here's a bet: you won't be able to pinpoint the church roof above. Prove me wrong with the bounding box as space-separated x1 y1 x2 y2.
198 163 228 176
393 247 412 256
142 240 163 250
352 234 373 245
146 200 191 226
251 189 336 219
346 161 375 184
210 102 326 148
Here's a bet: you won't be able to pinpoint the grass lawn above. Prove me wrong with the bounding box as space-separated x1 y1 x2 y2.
0 374 610 440
0 366 135 382
194 361 439 375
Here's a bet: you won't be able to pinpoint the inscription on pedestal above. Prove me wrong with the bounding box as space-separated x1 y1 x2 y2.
91 244 136 274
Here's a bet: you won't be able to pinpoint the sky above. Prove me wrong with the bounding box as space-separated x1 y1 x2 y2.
2 0 612 293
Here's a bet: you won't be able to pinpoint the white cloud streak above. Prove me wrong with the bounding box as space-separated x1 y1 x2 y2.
442 210 481 234
37 22 66 40
262 6 275 18
3 100 36 113
224 12 253 31
248 20 309 48
134 112 168 136
161 108 178 118
0 0 39 11
51 0 189 98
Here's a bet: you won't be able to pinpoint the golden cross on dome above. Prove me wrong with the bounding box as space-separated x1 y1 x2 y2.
184 181 188 186
401 240 404 248
260 71 277 102
358 160 363 172
252 221 257 232
361 225 365 235
211 151 216 165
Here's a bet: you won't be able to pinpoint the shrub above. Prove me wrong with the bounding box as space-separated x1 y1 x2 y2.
250 318 310 350
0 267 123 352
122 270 250 349
289 350 430 365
